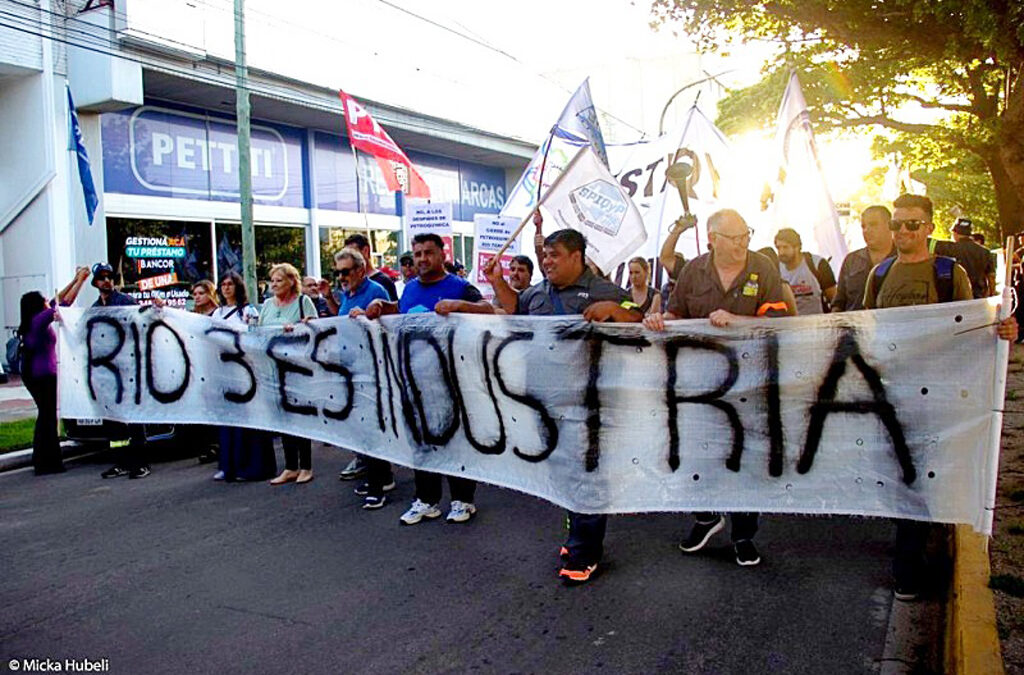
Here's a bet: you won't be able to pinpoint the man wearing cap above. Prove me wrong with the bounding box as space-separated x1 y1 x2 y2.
644 208 789 567
90 264 151 480
485 228 643 585
949 218 996 299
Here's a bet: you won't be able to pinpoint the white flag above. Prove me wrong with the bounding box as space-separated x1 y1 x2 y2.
541 147 647 274
762 72 847 273
500 79 607 220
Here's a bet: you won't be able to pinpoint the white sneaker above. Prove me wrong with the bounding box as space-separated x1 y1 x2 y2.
400 499 442 525
446 500 477 523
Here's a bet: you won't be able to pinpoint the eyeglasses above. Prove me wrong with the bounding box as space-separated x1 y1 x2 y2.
889 219 928 232
713 228 754 244
334 268 353 278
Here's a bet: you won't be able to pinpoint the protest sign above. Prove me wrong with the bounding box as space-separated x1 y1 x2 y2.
471 214 520 299
59 300 1007 532
404 200 454 262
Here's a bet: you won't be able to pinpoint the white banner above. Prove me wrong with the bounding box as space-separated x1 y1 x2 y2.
58 301 1006 532
404 200 454 260
471 214 520 300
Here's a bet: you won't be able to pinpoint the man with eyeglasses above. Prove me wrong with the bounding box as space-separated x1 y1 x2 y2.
644 209 789 567
831 205 896 312
864 193 1017 601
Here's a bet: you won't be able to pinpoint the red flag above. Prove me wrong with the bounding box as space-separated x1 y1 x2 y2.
338 90 430 198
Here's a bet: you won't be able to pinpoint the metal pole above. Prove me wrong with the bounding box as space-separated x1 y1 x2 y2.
234 0 257 299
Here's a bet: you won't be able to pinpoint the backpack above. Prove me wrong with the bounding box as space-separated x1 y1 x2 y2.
6 335 22 376
802 251 833 312
865 255 956 308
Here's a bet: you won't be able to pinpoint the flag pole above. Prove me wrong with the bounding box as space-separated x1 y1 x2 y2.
491 147 589 261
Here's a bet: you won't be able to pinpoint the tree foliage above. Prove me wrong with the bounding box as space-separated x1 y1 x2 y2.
651 0 1024 236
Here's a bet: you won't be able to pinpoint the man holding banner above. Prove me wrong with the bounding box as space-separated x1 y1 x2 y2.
644 209 789 566
485 229 642 585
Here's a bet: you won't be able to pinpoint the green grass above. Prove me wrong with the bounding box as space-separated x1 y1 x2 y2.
0 418 36 453
990 573 1024 598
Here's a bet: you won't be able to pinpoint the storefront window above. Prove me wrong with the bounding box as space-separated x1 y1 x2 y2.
106 218 213 307
318 227 397 277
216 223 307 301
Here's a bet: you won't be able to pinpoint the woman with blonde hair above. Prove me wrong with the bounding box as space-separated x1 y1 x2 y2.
260 263 318 485
191 280 219 315
627 257 661 316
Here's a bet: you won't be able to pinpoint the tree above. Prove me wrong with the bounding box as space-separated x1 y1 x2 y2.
651 0 1024 236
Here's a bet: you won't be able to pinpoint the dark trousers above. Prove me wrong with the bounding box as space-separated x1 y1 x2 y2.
893 519 929 586
695 512 759 541
115 424 148 471
414 470 475 505
364 457 394 497
281 434 311 471
23 374 62 473
565 512 607 567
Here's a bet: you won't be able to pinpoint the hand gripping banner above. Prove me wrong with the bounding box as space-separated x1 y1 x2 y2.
58 301 1007 532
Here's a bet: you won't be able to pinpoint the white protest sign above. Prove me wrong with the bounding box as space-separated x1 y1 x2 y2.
404 200 454 261
58 301 1008 532
471 214 521 299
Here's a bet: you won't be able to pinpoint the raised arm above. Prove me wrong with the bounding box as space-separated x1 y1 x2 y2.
57 266 91 306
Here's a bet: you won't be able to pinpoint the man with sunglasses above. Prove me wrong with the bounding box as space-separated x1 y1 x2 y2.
864 193 1017 601
644 209 789 567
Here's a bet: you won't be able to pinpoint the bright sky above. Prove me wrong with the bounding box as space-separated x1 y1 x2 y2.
129 0 883 206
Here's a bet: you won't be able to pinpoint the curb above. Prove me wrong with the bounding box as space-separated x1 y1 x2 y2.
0 442 99 473
946 525 1004 674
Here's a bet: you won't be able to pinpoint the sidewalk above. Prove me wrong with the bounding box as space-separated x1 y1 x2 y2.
0 374 36 422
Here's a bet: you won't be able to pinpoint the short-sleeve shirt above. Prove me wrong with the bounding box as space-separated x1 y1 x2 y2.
949 239 995 298
92 290 138 307
370 270 399 301
399 273 482 314
863 257 973 309
667 250 788 319
778 253 835 315
517 268 632 316
832 246 895 312
339 278 390 314
258 295 318 326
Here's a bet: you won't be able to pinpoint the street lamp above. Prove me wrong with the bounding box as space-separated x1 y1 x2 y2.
658 70 733 135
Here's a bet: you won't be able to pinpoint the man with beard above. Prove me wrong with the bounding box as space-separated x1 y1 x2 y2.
773 228 836 315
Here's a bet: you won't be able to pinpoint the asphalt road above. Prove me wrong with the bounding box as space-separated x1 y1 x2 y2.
1 442 923 674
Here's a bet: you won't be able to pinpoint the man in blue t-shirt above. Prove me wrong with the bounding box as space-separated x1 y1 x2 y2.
352 233 493 518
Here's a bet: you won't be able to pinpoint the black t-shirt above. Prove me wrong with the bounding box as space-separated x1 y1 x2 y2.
370 270 399 301
517 268 631 316
949 239 995 298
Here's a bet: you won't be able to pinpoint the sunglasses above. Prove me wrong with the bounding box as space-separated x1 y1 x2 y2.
889 219 928 232
334 268 353 278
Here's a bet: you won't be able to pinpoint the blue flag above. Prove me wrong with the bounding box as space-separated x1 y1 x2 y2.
66 84 98 225
553 78 608 168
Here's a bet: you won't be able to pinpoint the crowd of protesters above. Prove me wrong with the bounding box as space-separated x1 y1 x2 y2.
18 196 1020 596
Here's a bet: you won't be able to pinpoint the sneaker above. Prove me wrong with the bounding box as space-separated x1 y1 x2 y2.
128 466 152 479
362 495 387 510
213 470 225 481
446 500 477 523
101 466 129 479
893 582 920 602
353 479 396 496
559 562 598 585
679 516 726 553
734 539 761 566
338 456 367 480
400 499 442 525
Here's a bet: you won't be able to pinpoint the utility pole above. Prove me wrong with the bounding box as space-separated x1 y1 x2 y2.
234 0 257 298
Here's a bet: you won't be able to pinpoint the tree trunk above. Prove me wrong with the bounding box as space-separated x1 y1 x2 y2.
995 75 1024 236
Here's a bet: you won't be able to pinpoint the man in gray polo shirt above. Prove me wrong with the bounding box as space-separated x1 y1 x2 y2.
485 229 642 585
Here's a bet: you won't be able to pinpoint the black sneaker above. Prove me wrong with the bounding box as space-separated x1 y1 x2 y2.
893 582 920 601
734 539 761 566
354 478 396 496
362 495 387 510
101 466 129 479
338 457 367 480
128 466 152 479
679 516 725 553
559 562 598 585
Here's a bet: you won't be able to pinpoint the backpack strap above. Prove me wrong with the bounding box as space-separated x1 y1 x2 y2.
933 255 956 303
866 256 897 308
